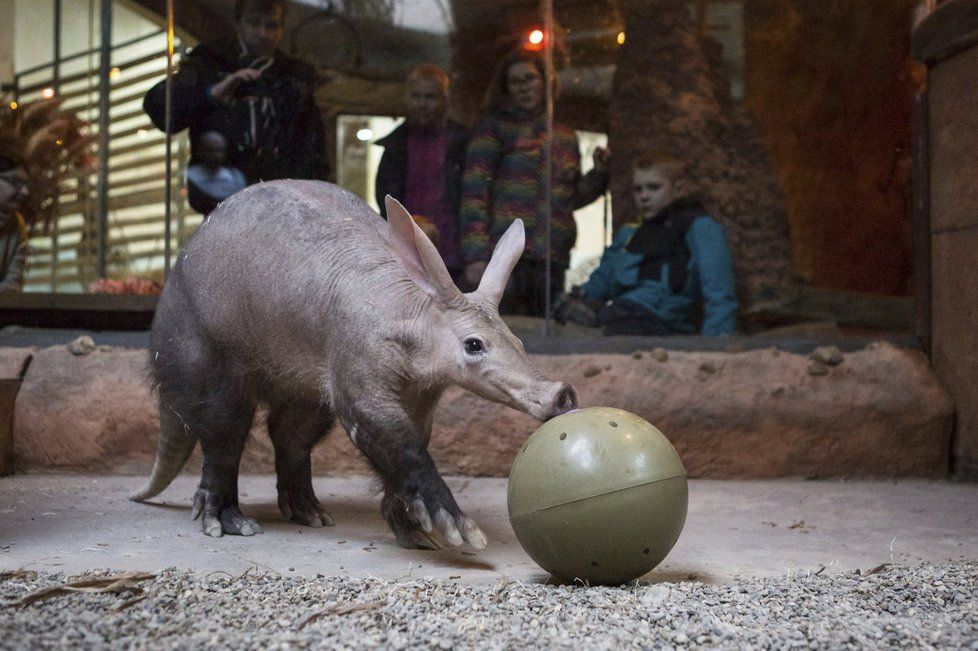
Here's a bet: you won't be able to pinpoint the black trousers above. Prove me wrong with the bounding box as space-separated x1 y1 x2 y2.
499 258 566 318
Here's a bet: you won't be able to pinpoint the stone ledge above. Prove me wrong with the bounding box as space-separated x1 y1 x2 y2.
10 342 953 478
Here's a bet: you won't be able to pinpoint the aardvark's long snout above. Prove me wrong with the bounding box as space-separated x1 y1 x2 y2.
522 381 579 421
552 382 579 416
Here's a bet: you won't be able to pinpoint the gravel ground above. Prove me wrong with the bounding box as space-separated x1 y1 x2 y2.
1 562 976 649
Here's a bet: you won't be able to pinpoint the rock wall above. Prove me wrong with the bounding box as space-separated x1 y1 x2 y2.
744 0 919 295
10 342 952 479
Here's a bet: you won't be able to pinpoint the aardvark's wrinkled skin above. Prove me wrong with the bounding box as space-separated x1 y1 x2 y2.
130 180 578 550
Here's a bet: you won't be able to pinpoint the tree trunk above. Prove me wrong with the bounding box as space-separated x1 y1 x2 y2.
609 0 793 302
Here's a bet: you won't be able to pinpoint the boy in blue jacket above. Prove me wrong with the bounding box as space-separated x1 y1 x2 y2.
558 153 738 336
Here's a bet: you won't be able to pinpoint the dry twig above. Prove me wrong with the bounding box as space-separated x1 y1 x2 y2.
863 563 890 577
295 599 387 630
114 594 150 612
17 571 155 606
492 576 510 603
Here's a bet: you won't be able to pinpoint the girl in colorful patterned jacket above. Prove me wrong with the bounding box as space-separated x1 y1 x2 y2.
557 152 738 336
459 50 609 316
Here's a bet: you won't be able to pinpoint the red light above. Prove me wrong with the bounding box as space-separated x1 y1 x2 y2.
523 28 546 51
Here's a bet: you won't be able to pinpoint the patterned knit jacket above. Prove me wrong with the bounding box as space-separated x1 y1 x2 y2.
460 102 602 266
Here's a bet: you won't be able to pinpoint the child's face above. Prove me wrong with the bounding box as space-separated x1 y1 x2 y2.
197 134 227 168
632 165 674 220
506 62 544 113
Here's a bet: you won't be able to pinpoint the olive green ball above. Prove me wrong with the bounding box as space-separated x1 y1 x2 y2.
507 407 687 585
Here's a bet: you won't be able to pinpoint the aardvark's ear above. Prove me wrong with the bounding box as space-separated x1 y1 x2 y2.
385 195 462 306
475 219 525 306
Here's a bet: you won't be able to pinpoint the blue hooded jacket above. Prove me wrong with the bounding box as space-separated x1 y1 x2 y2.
580 203 738 336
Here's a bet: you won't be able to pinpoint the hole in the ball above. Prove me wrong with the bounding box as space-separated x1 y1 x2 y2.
609 421 618 428
559 432 567 441
643 548 650 556
590 560 599 567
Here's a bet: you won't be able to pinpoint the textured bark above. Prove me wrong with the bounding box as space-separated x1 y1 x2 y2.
609 0 793 302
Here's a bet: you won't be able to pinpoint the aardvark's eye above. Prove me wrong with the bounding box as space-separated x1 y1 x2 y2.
464 337 485 355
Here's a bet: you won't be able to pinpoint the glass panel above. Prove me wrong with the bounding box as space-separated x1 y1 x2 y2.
5 0 191 294
0 0 917 342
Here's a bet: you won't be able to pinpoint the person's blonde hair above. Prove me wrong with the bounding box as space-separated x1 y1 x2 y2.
631 151 684 182
406 63 450 95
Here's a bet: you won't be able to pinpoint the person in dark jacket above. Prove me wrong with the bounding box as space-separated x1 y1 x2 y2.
557 152 738 336
374 64 469 278
143 0 328 184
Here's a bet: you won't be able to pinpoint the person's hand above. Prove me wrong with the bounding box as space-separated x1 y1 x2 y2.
555 292 598 327
209 67 264 105
592 146 611 175
463 261 487 290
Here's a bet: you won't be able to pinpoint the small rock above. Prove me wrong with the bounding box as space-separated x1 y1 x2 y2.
641 585 670 605
583 366 601 378
67 336 97 356
632 352 643 360
652 348 669 362
810 345 844 366
699 362 718 374
807 362 830 377
771 386 786 397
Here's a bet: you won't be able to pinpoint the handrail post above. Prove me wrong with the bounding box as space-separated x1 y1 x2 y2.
163 0 174 278
51 0 62 292
95 0 113 279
